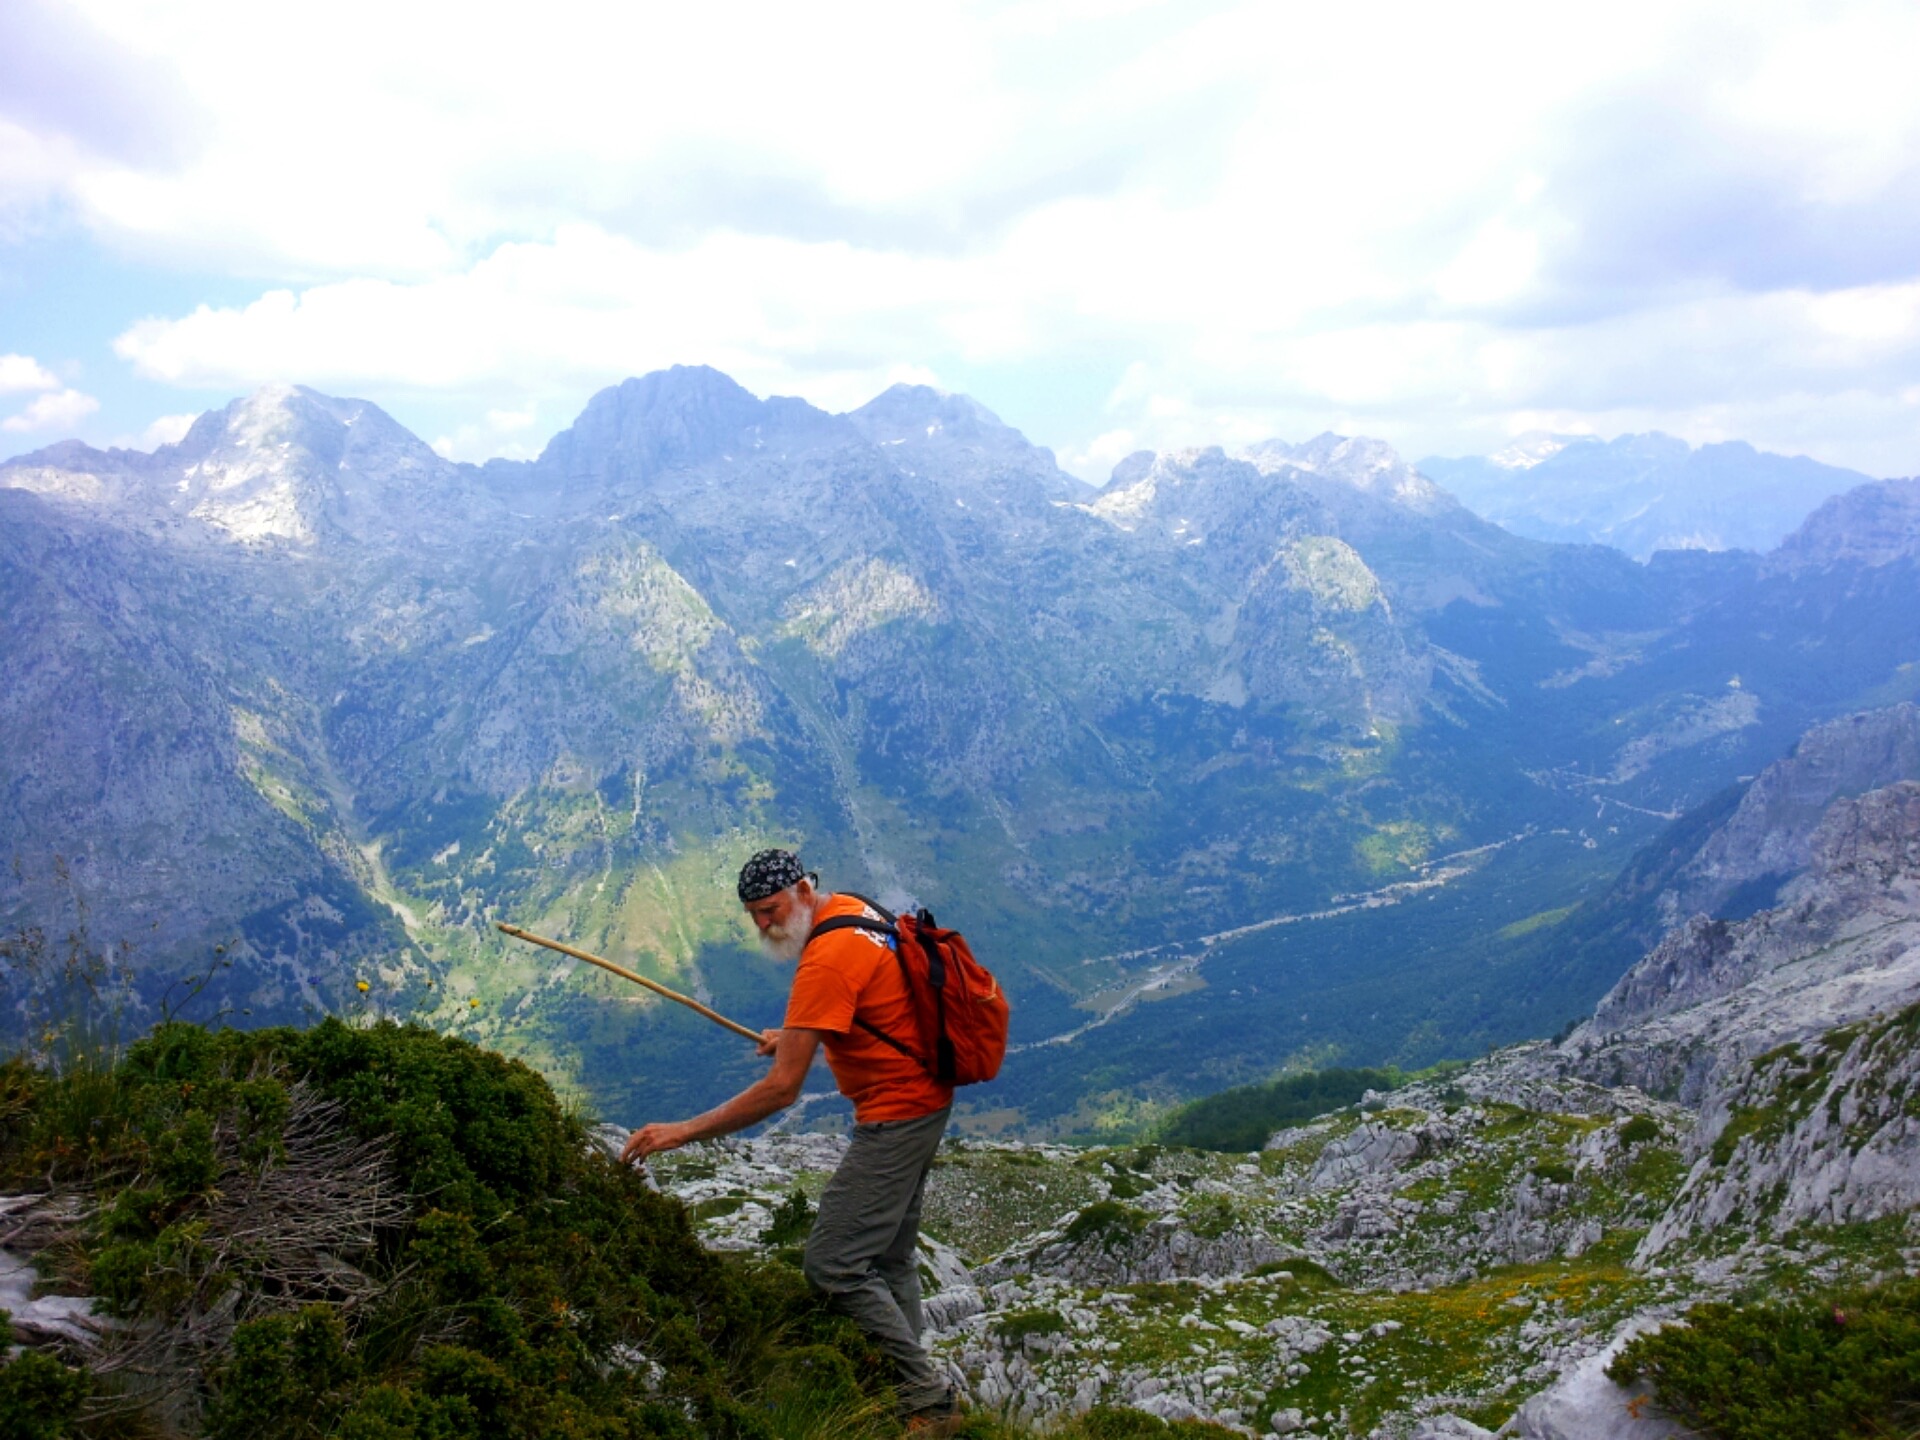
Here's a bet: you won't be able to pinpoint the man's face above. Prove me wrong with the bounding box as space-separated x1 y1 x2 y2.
745 880 815 962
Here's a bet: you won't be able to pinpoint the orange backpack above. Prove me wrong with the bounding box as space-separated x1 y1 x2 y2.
806 896 1011 1086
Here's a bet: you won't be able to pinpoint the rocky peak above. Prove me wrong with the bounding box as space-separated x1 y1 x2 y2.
1089 447 1323 540
1596 431 1693 468
1767 477 1920 574
849 383 1015 449
847 383 1085 505
1106 450 1156 489
0 438 158 510
1245 433 1449 513
534 366 850 488
1808 777 1920 890
163 384 467 546
1569 777 1920 1101
0 384 463 547
1487 432 1588 470
1659 703 1920 926
1422 431 1870 559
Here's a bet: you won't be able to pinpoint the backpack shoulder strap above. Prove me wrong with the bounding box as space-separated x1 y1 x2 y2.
805 890 898 947
836 891 898 924
805 914 898 944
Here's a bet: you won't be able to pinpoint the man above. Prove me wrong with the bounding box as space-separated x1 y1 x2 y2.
622 849 960 1432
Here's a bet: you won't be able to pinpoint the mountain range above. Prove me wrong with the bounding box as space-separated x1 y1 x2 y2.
3 369 1918 1133
1420 432 1874 559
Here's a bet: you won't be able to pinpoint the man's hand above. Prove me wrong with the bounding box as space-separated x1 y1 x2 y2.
622 1122 688 1165
615 1028 826 1169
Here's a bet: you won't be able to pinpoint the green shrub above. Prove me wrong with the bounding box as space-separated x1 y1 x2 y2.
1052 1406 1241 1438
1618 1115 1660 1147
1530 1161 1575 1186
1157 1068 1398 1153
207 1306 357 1440
995 1308 1068 1343
1608 1274 1920 1440
0 1342 89 1440
1179 1193 1238 1240
1067 1406 1178 1439
763 1190 815 1247
0 1019 892 1440
1063 1201 1148 1249
754 1342 895 1439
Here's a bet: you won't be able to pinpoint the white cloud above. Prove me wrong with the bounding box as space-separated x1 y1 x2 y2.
7 0 1920 475
139 412 198 448
109 220 1920 475
1058 428 1141 482
2 388 100 433
0 353 59 393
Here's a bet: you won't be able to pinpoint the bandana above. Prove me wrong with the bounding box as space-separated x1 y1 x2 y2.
737 848 808 903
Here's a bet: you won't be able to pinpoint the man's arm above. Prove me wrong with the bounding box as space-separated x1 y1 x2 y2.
620 1026 826 1165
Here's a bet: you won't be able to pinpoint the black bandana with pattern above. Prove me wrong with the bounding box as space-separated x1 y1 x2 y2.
737 848 807 903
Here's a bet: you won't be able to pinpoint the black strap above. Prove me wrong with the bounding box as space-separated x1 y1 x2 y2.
853 1014 921 1063
806 914 897 944
839 891 897 924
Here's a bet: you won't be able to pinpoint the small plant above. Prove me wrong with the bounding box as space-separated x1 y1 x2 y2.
764 1188 816 1247
1063 1201 1148 1250
0 1344 89 1440
1179 1193 1238 1240
995 1308 1068 1344
1618 1115 1660 1147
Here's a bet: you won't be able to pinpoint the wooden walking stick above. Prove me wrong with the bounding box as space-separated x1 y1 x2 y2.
495 922 763 1043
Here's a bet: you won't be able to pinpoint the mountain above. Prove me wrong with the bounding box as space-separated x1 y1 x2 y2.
1768 476 1920 573
3 374 1919 1138
1420 432 1875 559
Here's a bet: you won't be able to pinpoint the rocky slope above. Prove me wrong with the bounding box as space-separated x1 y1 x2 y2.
648 1005 1913 1439
1652 704 1920 928
1767 476 1920 574
1562 778 1920 1106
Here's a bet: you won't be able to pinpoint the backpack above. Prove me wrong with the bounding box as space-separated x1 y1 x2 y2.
805 894 1010 1086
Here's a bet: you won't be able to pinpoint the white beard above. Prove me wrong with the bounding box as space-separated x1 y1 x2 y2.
759 898 817 962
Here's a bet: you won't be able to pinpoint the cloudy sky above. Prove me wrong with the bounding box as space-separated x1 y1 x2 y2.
4 0 1919 479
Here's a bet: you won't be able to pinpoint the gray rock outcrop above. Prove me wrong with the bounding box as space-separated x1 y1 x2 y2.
1568 780 1920 1102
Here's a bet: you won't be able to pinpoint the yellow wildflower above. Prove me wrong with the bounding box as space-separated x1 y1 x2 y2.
356 980 370 993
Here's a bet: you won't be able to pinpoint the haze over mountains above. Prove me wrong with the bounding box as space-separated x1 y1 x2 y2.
1420 431 1875 559
3 367 1917 1132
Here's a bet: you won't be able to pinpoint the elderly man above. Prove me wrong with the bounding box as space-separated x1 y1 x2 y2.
622 849 960 1432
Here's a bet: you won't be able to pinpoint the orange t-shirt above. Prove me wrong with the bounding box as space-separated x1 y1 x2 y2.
784 893 954 1124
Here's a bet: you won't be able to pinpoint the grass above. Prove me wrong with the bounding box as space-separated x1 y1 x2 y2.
1495 905 1577 941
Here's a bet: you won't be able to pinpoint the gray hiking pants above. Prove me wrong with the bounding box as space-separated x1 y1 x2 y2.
802 1105 952 1410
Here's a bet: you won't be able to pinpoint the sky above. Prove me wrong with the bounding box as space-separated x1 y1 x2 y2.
3 0 1920 480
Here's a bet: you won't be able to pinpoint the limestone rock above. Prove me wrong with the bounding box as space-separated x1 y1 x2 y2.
1498 1316 1683 1440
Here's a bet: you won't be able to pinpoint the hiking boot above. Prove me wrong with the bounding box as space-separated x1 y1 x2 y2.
902 1392 965 1437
